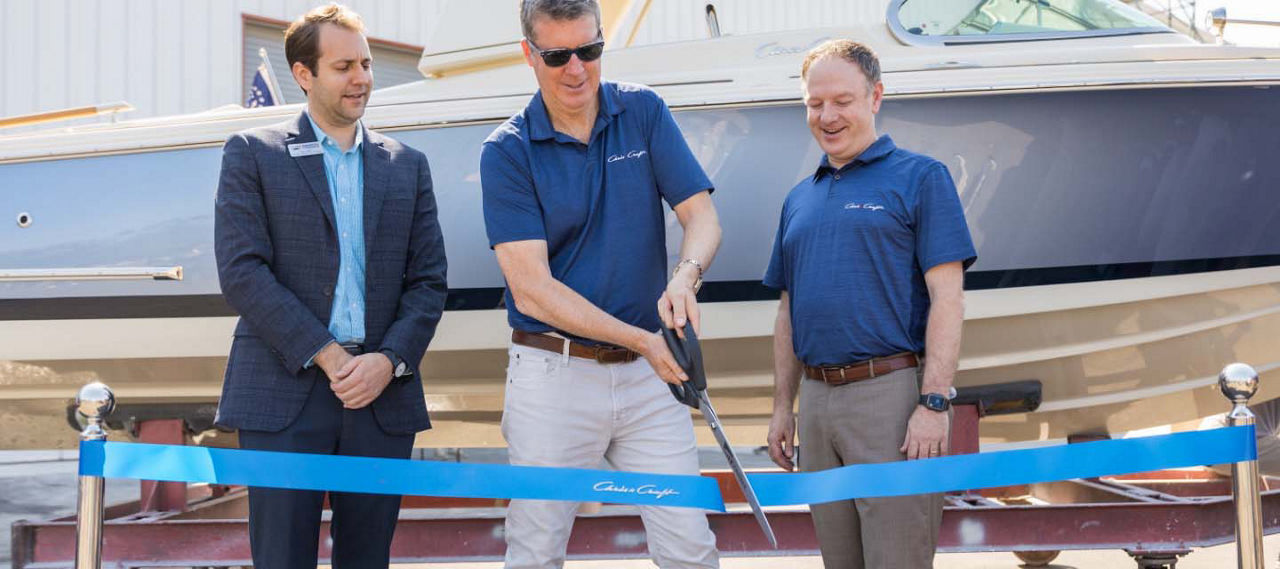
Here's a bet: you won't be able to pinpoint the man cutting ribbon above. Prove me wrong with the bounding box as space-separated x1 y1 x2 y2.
479 1 723 567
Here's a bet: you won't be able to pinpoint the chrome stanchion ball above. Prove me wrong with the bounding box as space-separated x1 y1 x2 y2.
1219 363 1259 404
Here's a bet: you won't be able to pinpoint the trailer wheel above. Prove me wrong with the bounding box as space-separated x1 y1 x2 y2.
1013 550 1060 566
1127 550 1188 568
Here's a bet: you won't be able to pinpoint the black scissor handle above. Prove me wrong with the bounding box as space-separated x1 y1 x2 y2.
662 322 706 409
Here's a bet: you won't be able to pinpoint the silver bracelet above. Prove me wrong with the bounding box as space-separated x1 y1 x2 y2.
672 258 704 279
672 259 704 293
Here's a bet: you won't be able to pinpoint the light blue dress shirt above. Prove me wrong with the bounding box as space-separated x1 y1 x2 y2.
307 113 366 344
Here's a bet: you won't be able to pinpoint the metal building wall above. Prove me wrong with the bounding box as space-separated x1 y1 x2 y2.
0 0 448 125
3 0 896 127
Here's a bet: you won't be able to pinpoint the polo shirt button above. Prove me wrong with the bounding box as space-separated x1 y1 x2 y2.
834 174 841 180
323 286 334 297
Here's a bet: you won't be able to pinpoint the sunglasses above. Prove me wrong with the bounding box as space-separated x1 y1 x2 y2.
527 36 606 68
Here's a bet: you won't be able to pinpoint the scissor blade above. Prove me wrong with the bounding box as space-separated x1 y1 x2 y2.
698 392 779 549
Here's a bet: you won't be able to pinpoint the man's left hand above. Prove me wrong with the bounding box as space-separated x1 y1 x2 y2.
658 269 700 338
900 405 950 460
330 353 394 409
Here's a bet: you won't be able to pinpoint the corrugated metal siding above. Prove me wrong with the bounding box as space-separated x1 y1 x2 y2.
3 0 893 128
0 0 448 127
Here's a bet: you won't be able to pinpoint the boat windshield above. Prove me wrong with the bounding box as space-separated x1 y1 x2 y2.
893 0 1171 44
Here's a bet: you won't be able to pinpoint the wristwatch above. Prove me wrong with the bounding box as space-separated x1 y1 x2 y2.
379 349 412 379
919 387 956 412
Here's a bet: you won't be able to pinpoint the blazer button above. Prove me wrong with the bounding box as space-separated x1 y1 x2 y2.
323 286 334 297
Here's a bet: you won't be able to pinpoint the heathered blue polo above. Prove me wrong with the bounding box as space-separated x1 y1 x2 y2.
763 135 976 366
481 81 712 338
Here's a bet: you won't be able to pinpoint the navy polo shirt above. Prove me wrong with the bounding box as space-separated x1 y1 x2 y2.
481 81 713 338
763 135 976 366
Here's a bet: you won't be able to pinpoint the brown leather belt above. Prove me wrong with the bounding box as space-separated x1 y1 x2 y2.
804 352 920 386
511 330 640 364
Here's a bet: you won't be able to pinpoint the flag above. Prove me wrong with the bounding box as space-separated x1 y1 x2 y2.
246 48 285 108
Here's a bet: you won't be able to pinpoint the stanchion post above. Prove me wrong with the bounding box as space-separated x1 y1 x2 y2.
74 382 115 569
1220 363 1264 569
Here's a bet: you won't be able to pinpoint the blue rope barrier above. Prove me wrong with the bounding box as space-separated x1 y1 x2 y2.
78 426 1255 510
747 425 1257 506
78 441 726 511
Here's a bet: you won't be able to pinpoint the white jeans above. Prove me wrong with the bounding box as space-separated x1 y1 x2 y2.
501 343 720 569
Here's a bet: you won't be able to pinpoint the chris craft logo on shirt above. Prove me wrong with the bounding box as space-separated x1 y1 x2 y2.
592 480 681 500
844 202 886 212
607 150 648 163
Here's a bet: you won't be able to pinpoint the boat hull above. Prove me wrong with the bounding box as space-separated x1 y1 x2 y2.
3 85 1279 448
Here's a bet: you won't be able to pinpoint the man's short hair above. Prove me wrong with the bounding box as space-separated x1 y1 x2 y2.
520 0 602 43
801 39 881 89
285 3 366 77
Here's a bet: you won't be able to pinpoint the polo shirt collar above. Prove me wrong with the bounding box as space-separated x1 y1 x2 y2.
527 81 625 142
305 111 363 153
814 134 896 181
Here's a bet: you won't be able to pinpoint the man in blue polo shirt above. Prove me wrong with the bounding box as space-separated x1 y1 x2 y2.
480 1 722 567
764 40 976 568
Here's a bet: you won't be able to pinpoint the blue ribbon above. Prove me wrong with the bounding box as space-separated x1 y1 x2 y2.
78 441 726 511
78 426 1256 510
746 425 1257 506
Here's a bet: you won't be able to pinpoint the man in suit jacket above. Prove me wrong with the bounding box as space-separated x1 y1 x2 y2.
213 5 447 568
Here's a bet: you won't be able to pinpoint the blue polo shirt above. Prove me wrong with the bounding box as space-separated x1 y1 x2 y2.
763 135 976 366
481 81 712 338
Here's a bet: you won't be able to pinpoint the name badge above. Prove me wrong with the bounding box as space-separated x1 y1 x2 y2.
288 142 322 157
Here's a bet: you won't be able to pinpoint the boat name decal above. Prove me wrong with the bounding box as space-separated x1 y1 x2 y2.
592 481 681 500
755 37 830 59
608 150 648 163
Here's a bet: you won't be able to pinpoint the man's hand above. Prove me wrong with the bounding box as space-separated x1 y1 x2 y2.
900 406 950 460
658 267 701 338
329 353 394 409
767 408 797 471
313 342 353 381
633 331 689 385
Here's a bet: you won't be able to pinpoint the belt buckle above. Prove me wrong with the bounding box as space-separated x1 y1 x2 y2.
592 345 609 364
837 367 847 382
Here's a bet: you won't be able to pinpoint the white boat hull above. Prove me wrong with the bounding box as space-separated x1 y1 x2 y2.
4 267 1278 449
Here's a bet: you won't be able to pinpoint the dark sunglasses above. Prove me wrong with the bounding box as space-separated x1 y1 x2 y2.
527 37 605 68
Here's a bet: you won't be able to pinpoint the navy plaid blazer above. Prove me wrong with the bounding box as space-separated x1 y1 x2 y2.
213 112 447 434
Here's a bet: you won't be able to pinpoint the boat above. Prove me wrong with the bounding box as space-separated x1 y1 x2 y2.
2 0 1278 450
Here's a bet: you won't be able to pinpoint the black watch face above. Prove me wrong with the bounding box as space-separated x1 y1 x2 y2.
922 394 948 411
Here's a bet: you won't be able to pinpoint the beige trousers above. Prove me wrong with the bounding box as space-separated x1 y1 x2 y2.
500 343 719 569
798 366 944 569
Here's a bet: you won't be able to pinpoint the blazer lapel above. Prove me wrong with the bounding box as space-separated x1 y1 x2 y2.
362 126 389 256
287 112 337 233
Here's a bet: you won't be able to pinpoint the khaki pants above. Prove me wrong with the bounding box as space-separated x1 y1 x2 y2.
500 343 719 569
799 366 944 569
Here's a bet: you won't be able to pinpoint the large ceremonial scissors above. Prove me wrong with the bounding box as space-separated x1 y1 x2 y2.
663 323 778 548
